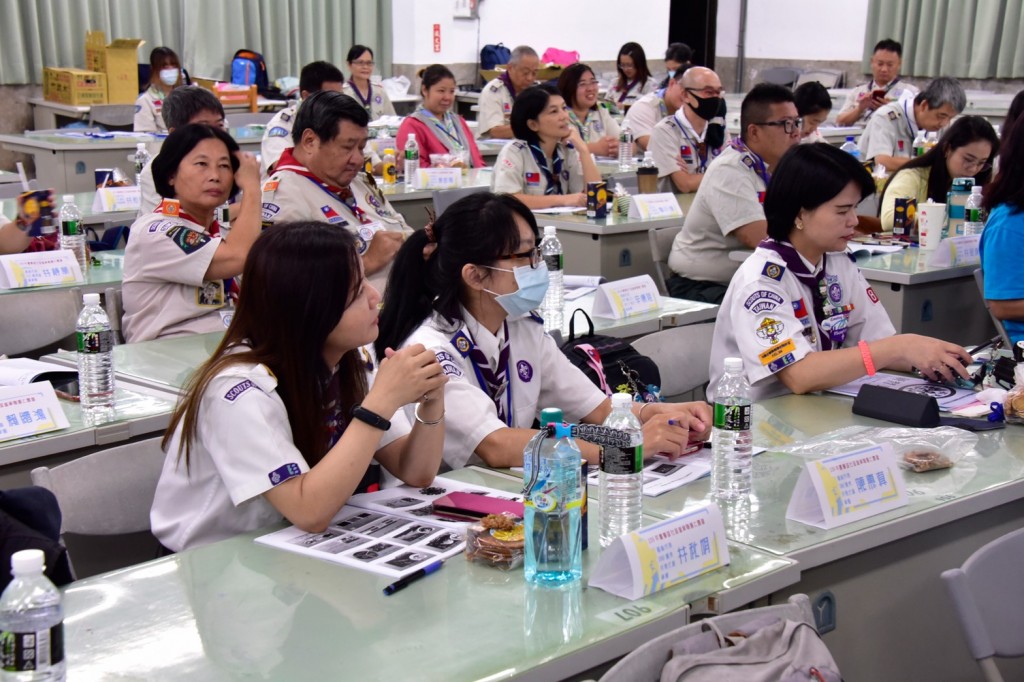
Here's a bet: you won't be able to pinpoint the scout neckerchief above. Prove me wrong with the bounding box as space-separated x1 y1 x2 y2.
450 322 513 426
274 148 372 224
527 142 565 195
568 108 603 142
409 108 470 157
672 110 712 173
656 90 669 118
348 80 374 113
499 72 517 99
758 239 851 350
728 137 771 187
616 78 641 103
146 84 164 108
155 201 239 302
324 348 381 493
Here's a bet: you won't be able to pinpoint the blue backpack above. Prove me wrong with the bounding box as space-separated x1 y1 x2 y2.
480 43 512 70
231 49 269 89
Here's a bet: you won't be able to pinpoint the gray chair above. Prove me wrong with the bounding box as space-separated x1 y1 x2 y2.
631 322 714 401
0 288 80 357
225 112 275 128
0 179 37 200
432 185 489 218
104 286 125 345
941 527 1024 681
88 104 137 129
647 225 682 296
757 67 804 88
974 269 1012 349
795 70 844 89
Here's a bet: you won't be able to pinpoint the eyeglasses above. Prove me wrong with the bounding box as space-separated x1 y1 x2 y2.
618 62 636 71
956 152 992 174
351 60 375 67
496 246 542 268
686 87 725 98
577 79 600 89
755 117 803 135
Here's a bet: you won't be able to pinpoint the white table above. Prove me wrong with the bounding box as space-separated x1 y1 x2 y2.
28 96 288 130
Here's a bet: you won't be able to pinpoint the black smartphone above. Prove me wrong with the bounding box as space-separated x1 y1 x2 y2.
50 377 80 402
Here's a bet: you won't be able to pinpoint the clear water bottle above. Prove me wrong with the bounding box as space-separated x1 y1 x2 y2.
711 357 753 500
912 129 927 157
133 143 151 187
925 131 939 152
523 413 582 585
540 225 564 334
840 136 861 161
599 393 644 547
57 196 86 274
403 133 420 187
963 185 985 236
617 120 634 171
0 550 65 681
76 293 115 426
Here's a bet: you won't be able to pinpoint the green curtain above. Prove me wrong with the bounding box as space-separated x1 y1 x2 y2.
864 0 1024 79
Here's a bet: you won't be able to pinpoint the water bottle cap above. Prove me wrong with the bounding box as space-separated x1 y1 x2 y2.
611 392 633 409
408 133 416 141
62 194 74 203
11 549 44 575
539 407 563 426
846 136 854 141
544 225 556 236
136 142 147 151
724 357 743 372
83 292 100 306
971 186 982 193
643 151 654 160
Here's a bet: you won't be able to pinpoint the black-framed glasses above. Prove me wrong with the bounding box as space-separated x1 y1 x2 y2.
755 117 803 135
497 246 542 268
686 87 725 98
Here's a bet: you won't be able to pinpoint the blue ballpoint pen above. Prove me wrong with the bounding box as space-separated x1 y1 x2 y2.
383 559 444 596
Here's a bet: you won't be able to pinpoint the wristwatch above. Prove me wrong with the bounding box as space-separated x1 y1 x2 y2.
351 405 391 431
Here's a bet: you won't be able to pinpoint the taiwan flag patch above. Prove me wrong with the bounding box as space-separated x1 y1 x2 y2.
757 191 766 204
525 172 541 186
320 205 346 224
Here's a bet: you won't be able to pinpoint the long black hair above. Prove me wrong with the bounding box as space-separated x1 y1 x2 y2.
375 192 538 359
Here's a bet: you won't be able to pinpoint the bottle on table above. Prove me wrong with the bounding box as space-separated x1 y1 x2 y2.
0 549 65 682
912 129 928 157
539 225 563 335
711 357 753 501
963 185 986 236
925 131 939 152
617 120 634 172
57 195 86 274
76 293 115 426
523 409 583 585
599 393 644 547
840 136 861 161
382 148 397 186
636 151 658 194
133 143 151 187
895 139 909 159
403 133 420 187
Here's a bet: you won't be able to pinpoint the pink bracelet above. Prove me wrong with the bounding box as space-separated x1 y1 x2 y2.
858 340 876 376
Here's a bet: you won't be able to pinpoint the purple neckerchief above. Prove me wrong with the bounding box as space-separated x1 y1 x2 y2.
758 239 845 350
729 137 771 187
617 78 641 103
462 321 512 425
500 72 517 99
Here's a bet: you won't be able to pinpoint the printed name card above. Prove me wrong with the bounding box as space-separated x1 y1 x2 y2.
412 168 462 190
92 186 141 213
925 234 981 268
0 383 70 444
591 275 661 319
628 193 683 220
786 443 907 530
0 250 83 289
589 503 730 600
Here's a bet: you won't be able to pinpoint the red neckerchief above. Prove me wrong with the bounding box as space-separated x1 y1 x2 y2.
274 148 370 224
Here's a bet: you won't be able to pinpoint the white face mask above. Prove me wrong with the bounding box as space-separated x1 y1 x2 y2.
159 68 180 86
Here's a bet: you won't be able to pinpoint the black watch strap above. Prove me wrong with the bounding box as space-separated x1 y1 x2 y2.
351 405 391 431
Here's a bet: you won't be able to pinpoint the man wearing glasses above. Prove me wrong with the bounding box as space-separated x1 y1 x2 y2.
478 45 540 139
667 84 800 303
648 67 728 193
623 69 689 151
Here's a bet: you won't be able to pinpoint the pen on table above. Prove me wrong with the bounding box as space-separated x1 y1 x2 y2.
383 559 444 596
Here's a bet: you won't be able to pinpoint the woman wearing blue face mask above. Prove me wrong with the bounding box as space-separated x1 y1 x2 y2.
135 47 184 133
375 191 712 471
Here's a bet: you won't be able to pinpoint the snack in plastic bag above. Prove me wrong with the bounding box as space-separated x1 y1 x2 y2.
902 450 954 473
466 513 524 570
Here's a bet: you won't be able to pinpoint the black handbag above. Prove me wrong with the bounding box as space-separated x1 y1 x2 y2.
559 309 662 402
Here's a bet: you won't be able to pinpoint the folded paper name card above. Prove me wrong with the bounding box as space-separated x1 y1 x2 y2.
786 443 907 530
0 382 70 444
589 503 730 599
0 250 83 289
92 186 141 213
926 234 980 267
412 168 462 190
628 192 683 220
591 274 661 319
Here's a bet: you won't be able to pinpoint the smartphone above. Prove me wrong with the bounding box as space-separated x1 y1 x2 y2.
51 377 80 402
872 89 888 101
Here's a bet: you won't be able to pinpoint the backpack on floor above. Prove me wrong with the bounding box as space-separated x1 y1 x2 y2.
481 43 512 70
231 49 269 90
560 309 662 402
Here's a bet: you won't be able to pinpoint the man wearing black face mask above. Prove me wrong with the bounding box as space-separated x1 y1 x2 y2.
649 67 727 193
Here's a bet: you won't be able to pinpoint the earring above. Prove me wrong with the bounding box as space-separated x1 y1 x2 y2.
796 220 805 230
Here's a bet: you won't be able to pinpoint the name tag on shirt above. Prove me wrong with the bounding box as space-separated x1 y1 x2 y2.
353 221 383 255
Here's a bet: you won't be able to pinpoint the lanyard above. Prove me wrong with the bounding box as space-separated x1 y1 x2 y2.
902 99 918 142
527 143 565 195
672 111 710 173
450 323 513 426
412 108 467 150
728 138 771 187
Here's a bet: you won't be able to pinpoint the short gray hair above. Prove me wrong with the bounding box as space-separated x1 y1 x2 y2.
161 86 224 130
916 76 966 113
509 45 538 65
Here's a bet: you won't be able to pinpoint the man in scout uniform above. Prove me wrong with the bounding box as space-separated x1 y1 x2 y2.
261 61 345 176
623 67 689 151
261 91 411 291
835 39 919 128
478 45 539 139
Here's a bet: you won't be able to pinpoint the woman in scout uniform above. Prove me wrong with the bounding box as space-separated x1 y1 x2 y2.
491 84 601 210
122 124 262 342
375 191 711 471
608 42 657 107
395 64 484 169
152 222 448 552
557 63 620 158
134 47 184 133
343 45 396 121
711 143 971 401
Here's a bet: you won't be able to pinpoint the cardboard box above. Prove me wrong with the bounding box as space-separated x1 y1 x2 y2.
43 67 107 105
85 31 145 104
479 65 563 84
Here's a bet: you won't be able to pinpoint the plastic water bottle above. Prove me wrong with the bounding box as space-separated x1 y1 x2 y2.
523 412 582 585
617 120 634 171
711 357 753 500
540 225 564 334
76 293 115 426
382 148 397 185
0 550 65 681
925 131 939 152
599 393 644 546
57 196 86 274
403 133 420 187
840 136 861 161
963 185 985 236
133 143 151 187
913 129 927 157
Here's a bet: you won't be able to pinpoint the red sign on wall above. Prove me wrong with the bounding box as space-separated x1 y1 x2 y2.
433 24 441 52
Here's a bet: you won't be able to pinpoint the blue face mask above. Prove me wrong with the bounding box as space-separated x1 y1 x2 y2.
484 262 549 318
667 69 677 80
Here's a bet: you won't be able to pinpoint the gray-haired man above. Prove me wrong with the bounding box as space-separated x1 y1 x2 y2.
477 45 539 139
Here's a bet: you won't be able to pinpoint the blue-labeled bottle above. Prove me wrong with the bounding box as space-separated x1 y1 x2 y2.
523 411 583 585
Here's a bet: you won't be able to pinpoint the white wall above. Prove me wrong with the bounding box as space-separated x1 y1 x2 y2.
716 0 869 61
391 0 671 65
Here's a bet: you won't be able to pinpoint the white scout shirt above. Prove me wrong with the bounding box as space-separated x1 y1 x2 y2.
623 91 669 143
122 200 230 342
859 94 919 162
134 85 169 133
710 245 896 401
151 359 410 552
669 144 767 285
569 106 620 145
492 140 586 197
839 79 919 127
477 77 516 139
138 158 160 216
342 80 396 121
260 103 298 176
649 111 726 192
399 309 607 470
609 77 658 106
